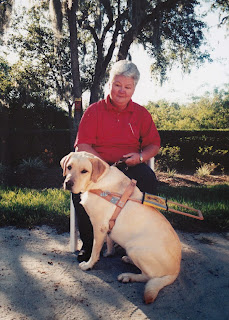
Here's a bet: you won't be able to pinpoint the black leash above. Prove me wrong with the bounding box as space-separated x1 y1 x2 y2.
112 159 129 171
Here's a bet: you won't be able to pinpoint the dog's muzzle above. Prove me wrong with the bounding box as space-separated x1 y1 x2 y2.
65 179 74 191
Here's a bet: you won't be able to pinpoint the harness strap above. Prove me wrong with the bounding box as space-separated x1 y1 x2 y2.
89 189 121 205
108 179 137 231
90 179 137 232
89 181 204 230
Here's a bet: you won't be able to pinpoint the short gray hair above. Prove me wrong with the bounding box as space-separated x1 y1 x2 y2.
109 60 140 86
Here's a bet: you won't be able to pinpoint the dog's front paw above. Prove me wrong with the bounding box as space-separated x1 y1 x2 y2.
79 261 92 271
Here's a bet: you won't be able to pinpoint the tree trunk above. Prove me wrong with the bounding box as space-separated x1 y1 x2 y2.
89 52 110 104
67 0 82 149
90 62 106 104
117 30 135 60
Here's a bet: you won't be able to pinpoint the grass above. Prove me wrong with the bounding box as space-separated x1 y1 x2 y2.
0 187 70 233
0 183 228 233
158 184 229 232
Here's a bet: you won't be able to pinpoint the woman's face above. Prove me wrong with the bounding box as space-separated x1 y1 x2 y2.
109 75 136 110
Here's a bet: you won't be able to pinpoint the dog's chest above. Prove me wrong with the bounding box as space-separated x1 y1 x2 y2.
80 191 115 217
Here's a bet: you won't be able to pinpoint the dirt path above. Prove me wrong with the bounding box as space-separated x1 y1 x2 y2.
0 226 228 320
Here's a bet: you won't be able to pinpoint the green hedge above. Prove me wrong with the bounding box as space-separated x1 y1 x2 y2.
2 129 71 166
2 129 229 172
157 130 229 172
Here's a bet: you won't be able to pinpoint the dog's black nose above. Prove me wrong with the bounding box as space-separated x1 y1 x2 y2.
65 180 74 190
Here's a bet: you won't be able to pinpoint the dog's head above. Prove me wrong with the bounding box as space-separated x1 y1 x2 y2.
60 152 109 193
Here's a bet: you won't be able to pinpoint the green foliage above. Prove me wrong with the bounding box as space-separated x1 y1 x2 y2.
157 145 182 171
157 130 229 172
146 87 229 130
0 57 11 99
16 157 46 188
76 0 209 89
18 157 46 174
197 146 228 170
1 5 71 129
6 130 71 167
195 162 218 177
0 187 70 233
166 168 177 178
0 59 70 131
3 0 211 104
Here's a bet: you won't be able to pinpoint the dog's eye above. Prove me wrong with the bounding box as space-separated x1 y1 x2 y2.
67 165 72 170
81 169 88 174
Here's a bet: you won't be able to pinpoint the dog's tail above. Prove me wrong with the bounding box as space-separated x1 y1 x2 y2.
144 274 178 304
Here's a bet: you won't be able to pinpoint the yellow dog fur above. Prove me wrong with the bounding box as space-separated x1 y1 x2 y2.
60 151 181 304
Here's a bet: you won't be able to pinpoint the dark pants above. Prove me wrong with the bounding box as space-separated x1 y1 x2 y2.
72 163 158 251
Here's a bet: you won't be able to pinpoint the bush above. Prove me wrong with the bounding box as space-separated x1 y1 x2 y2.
18 157 46 173
17 157 46 188
158 130 229 172
6 129 71 166
0 163 10 185
195 162 218 177
197 146 228 172
157 145 183 171
3 129 229 172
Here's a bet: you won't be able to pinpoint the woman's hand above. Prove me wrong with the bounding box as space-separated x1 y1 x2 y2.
123 145 160 167
122 153 141 166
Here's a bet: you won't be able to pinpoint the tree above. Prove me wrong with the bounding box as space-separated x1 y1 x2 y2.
0 0 13 41
6 4 79 138
210 0 229 28
76 0 209 103
145 86 229 130
0 55 69 165
48 0 209 105
49 0 82 145
2 1 216 132
0 56 11 164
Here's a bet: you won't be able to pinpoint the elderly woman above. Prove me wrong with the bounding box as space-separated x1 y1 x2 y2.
73 60 160 262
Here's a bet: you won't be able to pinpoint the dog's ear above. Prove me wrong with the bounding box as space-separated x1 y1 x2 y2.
60 152 74 176
90 158 107 182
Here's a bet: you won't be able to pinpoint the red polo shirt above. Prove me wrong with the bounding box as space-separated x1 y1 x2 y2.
74 95 160 164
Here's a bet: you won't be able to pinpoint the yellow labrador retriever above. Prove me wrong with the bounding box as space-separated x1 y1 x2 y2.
60 151 181 304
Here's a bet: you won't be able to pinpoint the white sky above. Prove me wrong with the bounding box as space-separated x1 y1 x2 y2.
131 7 229 105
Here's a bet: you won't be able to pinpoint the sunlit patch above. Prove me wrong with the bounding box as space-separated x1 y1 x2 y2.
20 254 75 283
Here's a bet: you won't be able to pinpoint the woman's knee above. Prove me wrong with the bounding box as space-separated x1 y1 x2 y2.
128 163 158 194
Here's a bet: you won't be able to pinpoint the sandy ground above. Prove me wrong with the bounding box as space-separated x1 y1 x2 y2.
0 226 229 320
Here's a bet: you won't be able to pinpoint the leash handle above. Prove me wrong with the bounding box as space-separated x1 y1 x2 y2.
143 193 204 220
167 200 204 220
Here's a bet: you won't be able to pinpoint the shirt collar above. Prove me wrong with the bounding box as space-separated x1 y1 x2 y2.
105 95 134 113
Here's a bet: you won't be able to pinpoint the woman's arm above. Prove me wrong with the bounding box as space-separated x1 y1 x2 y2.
123 144 160 167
